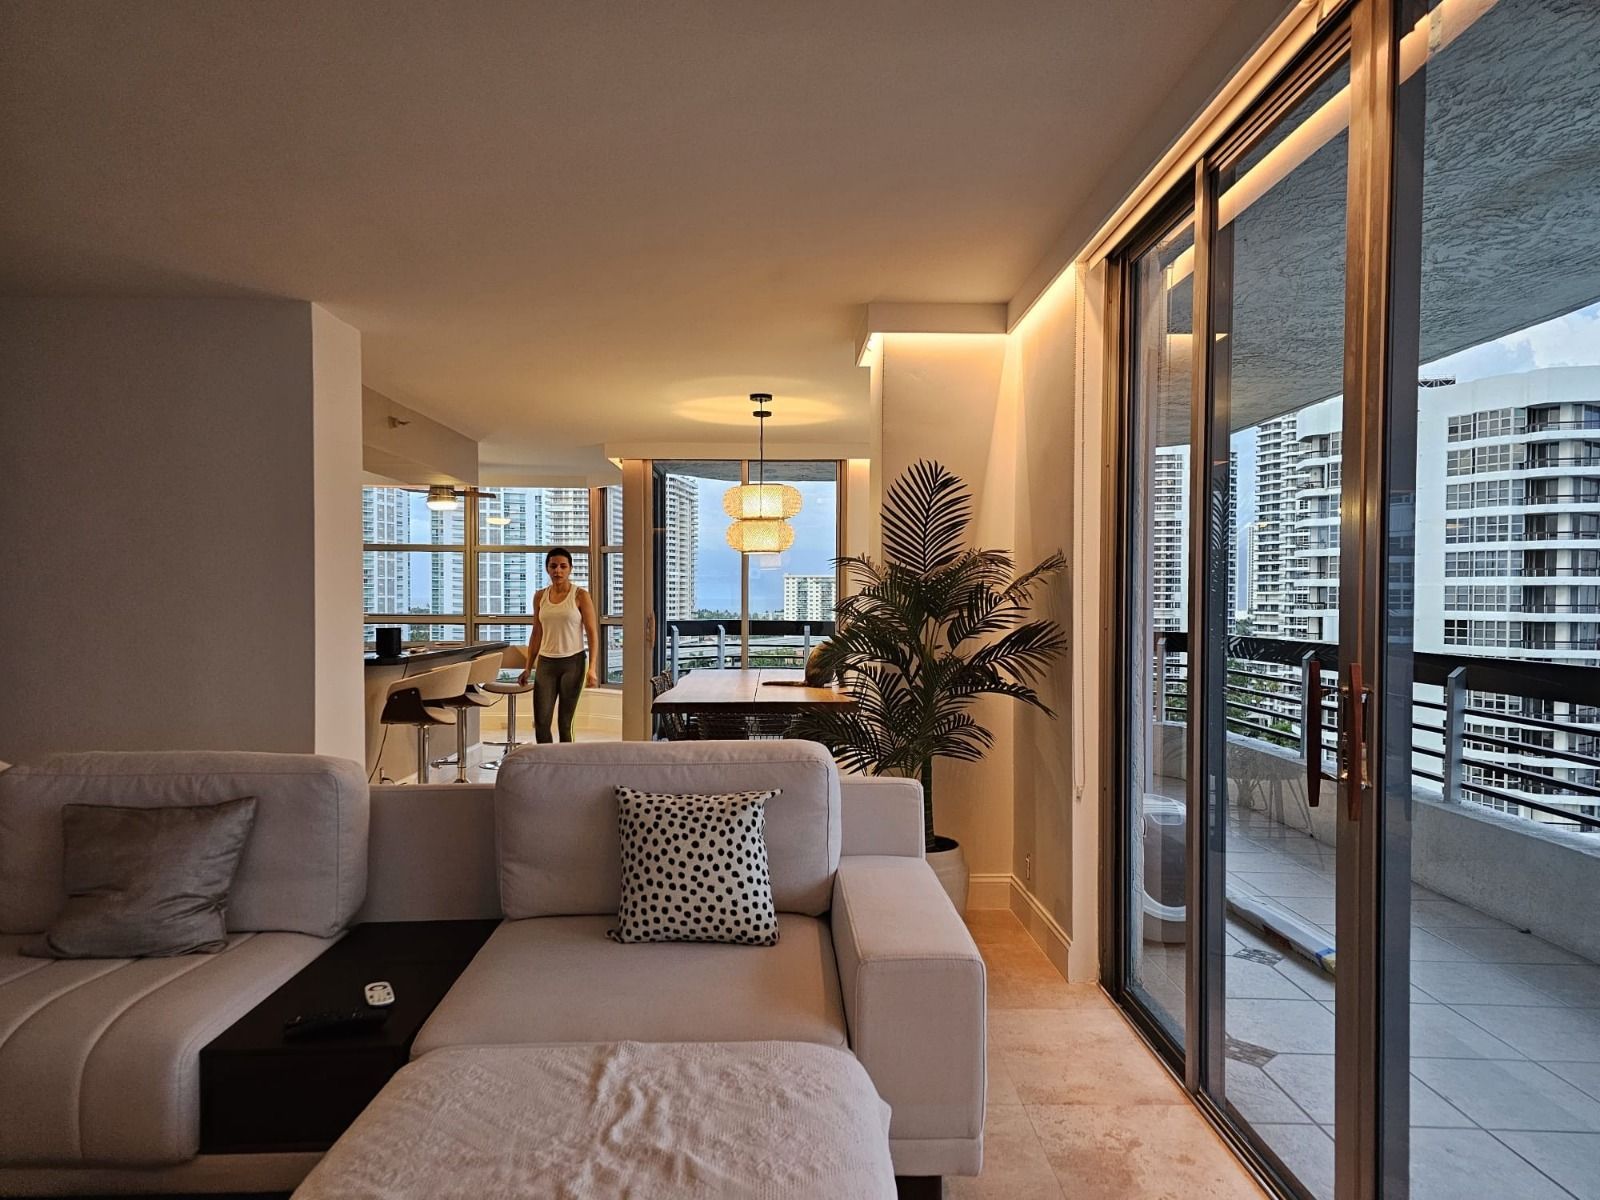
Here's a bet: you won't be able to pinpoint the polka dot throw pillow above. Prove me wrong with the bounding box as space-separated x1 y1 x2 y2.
607 786 781 946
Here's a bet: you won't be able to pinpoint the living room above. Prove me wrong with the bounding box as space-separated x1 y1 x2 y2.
5 2 1598 1198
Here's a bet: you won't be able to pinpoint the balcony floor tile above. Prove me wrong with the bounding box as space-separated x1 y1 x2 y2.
1410 1002 1527 1060
1412 959 1567 1006
1411 1058 1600 1133
1434 926 1586 965
1493 1132 1600 1200
1547 1061 1600 1103
1226 998 1336 1055
1410 1129 1575 1200
1452 1006 1600 1063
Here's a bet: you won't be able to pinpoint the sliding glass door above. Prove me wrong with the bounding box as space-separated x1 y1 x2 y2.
1110 2 1598 1198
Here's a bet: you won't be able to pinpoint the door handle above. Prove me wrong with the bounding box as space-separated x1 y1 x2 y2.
1306 658 1324 807
1341 661 1370 822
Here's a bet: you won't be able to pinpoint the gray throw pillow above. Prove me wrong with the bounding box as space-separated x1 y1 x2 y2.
607 787 780 946
27 796 258 959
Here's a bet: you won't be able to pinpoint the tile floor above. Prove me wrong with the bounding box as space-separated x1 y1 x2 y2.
1130 800 1600 1200
954 909 1268 1200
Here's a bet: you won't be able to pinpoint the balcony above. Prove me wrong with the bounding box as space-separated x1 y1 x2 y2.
1147 634 1600 1200
664 618 835 674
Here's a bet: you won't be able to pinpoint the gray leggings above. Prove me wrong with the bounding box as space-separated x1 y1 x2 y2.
533 651 586 743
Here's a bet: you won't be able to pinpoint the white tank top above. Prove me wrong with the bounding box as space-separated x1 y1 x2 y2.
537 585 585 658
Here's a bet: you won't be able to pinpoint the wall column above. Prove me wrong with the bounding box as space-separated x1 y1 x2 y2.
0 298 364 763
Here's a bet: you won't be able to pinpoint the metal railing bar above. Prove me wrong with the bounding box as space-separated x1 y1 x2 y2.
1459 783 1600 829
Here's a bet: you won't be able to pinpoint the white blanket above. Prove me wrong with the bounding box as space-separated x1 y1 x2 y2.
292 1041 896 1200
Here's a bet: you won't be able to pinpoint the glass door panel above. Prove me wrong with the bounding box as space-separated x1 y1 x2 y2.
1393 2 1600 1196
1125 211 1198 1043
1208 60 1351 1200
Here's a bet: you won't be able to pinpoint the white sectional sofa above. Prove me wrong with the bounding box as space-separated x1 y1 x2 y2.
0 751 369 1196
0 740 986 1195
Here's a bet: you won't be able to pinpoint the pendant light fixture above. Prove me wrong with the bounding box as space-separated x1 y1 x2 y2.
425 484 460 510
724 392 801 553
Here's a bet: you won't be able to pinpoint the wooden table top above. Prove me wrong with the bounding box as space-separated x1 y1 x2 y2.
652 668 856 714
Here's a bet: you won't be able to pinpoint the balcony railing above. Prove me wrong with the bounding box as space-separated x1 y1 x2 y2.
1155 631 1600 833
665 619 835 677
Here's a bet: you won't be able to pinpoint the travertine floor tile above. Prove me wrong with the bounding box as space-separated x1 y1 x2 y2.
945 1105 1065 1200
960 910 1265 1198
1028 1103 1267 1200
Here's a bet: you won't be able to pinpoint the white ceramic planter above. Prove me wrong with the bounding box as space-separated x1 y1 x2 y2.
927 838 969 915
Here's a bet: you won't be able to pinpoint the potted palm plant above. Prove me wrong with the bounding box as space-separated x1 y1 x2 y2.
791 460 1068 912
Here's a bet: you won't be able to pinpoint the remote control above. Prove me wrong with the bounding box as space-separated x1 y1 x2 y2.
364 980 396 1007
282 1007 391 1041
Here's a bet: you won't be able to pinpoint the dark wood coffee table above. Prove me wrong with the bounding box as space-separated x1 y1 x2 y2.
199 919 498 1153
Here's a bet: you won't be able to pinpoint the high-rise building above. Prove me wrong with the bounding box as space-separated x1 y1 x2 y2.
1150 447 1189 632
782 574 836 622
362 487 410 616
1227 450 1239 626
1250 367 1600 828
663 475 699 620
1248 413 1305 638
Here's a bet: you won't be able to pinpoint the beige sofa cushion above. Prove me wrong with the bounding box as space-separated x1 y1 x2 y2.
0 931 334 1166
0 751 368 937
495 741 841 918
413 914 847 1056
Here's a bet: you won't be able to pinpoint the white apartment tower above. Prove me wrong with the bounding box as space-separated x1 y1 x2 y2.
663 475 699 620
1249 413 1306 638
1150 446 1189 632
783 574 836 622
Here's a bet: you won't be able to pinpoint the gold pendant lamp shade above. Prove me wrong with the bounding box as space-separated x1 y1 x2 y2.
723 392 801 554
721 482 802 520
725 516 795 553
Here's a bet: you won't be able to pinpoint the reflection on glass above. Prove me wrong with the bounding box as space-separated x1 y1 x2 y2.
1402 2 1600 1196
1126 213 1196 1043
1213 63 1349 1200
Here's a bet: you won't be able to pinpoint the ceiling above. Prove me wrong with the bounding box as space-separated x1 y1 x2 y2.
0 0 1286 477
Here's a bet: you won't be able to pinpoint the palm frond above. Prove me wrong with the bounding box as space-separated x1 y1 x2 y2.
881 460 971 575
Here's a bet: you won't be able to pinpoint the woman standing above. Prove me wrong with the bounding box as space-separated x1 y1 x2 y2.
517 547 600 743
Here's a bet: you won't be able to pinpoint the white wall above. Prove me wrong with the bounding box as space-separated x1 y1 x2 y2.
0 298 365 762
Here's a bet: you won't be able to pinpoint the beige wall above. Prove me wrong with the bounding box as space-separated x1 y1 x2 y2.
0 298 365 763
869 269 1093 976
877 332 1018 882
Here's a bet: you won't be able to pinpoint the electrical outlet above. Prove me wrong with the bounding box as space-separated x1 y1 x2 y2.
1024 853 1032 882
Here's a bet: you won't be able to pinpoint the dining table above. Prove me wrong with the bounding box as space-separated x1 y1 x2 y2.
650 668 856 716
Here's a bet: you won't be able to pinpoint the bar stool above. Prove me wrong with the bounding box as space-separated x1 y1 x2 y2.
378 661 472 784
480 646 534 768
432 650 506 783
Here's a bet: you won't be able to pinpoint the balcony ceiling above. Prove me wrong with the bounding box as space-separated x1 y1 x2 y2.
1156 0 1600 444
0 0 1287 477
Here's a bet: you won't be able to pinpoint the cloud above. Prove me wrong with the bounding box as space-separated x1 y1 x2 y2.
1425 300 1600 383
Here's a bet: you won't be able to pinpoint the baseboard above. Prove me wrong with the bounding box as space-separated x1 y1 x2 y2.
1008 877 1073 981
966 873 1013 910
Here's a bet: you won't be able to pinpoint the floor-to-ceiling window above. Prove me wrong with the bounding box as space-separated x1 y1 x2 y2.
362 484 625 686
1107 2 1599 1197
652 460 841 675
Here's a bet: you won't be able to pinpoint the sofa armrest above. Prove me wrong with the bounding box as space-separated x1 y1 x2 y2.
839 776 924 857
831 856 986 1155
